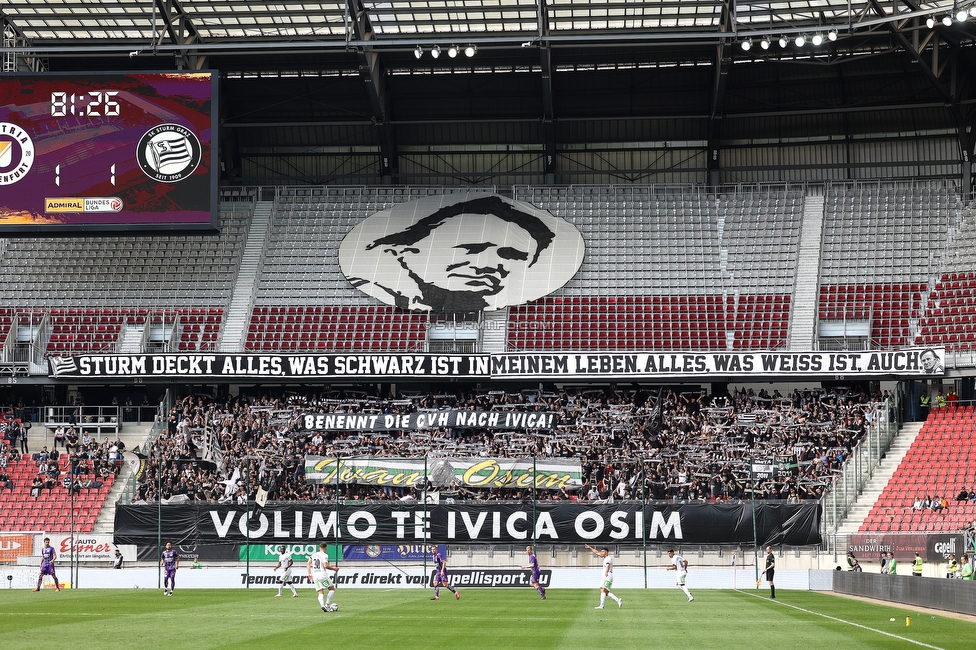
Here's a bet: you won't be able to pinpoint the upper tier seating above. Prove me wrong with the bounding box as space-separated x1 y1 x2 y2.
1 184 974 355
0 202 252 307
245 305 426 351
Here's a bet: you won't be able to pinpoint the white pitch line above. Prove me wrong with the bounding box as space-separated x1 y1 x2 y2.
736 589 945 650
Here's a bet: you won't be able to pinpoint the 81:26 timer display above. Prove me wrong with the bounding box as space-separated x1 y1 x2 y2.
50 91 120 117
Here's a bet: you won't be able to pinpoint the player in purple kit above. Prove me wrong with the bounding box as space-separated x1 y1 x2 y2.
161 541 180 596
431 547 460 601
32 537 61 592
521 545 546 599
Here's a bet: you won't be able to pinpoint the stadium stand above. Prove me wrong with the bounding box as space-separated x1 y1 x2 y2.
0 443 117 534
246 305 426 351
134 386 885 505
4 183 976 356
916 203 976 351
818 183 965 350
859 405 976 533
0 202 252 309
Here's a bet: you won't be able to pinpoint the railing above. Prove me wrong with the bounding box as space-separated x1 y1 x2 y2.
116 397 170 505
42 405 121 440
820 390 903 541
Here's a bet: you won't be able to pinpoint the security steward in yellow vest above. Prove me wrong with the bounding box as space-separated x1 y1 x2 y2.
912 553 923 577
946 555 958 579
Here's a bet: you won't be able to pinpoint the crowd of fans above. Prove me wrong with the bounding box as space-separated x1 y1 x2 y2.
132 384 891 505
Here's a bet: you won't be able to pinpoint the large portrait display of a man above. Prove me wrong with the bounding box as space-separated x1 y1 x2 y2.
339 193 585 312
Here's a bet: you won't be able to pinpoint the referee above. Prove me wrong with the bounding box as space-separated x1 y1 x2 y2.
764 546 776 599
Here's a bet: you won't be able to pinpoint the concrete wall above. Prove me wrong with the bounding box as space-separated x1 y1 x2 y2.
834 572 976 616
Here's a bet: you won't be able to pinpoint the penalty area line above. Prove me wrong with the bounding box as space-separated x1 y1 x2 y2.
735 589 945 650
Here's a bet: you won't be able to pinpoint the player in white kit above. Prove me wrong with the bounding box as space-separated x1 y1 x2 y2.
307 542 340 613
273 545 298 598
667 549 694 602
584 544 622 609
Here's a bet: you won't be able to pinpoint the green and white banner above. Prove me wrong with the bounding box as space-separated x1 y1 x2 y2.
304 456 583 490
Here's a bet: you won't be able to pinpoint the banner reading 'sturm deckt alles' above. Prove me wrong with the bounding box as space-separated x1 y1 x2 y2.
50 348 944 380
114 502 821 547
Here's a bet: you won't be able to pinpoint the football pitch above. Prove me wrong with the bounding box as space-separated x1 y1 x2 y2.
3 588 973 649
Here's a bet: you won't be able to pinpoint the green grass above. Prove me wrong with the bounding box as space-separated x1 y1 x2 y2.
2 588 973 649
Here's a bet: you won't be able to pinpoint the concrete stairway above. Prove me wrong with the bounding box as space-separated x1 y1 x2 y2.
835 422 924 535
786 194 824 350
219 201 272 352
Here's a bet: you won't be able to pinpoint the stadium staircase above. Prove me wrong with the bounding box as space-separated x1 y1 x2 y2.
786 194 824 349
834 421 923 536
118 322 144 354
480 308 509 352
219 201 272 352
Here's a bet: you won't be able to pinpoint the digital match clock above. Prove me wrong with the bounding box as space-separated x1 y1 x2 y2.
0 71 218 234
50 91 121 118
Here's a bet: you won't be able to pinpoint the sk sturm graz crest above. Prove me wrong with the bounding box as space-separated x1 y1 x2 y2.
137 123 202 183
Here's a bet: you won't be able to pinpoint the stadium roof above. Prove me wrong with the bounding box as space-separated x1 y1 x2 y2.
3 1 976 186
3 1 975 50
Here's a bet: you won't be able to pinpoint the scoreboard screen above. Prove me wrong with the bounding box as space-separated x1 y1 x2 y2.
0 71 218 234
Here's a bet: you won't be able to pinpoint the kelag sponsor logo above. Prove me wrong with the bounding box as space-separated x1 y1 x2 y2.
438 569 552 588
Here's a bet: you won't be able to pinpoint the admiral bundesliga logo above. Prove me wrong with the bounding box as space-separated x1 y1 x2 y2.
0 122 35 185
137 123 202 183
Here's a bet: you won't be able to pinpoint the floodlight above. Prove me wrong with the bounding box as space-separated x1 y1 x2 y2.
957 8 968 22
942 14 953 26
795 35 806 47
464 45 476 57
431 45 441 59
741 40 752 51
760 38 770 50
778 36 788 48
827 30 838 42
414 46 423 59
812 34 823 46
448 45 458 58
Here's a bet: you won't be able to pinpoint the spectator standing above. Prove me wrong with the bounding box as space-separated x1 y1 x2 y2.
5 421 18 454
113 550 124 569
947 389 958 409
887 552 898 575
961 555 973 581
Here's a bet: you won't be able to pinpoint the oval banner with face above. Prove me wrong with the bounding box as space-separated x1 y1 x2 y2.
338 193 585 312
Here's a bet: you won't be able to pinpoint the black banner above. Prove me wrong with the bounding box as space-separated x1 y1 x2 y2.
302 410 558 432
49 353 489 379
49 349 942 380
115 502 820 547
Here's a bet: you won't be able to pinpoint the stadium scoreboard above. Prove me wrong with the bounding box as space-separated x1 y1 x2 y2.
0 71 218 233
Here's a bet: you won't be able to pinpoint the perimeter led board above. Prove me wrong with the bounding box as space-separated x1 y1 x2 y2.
0 71 218 233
